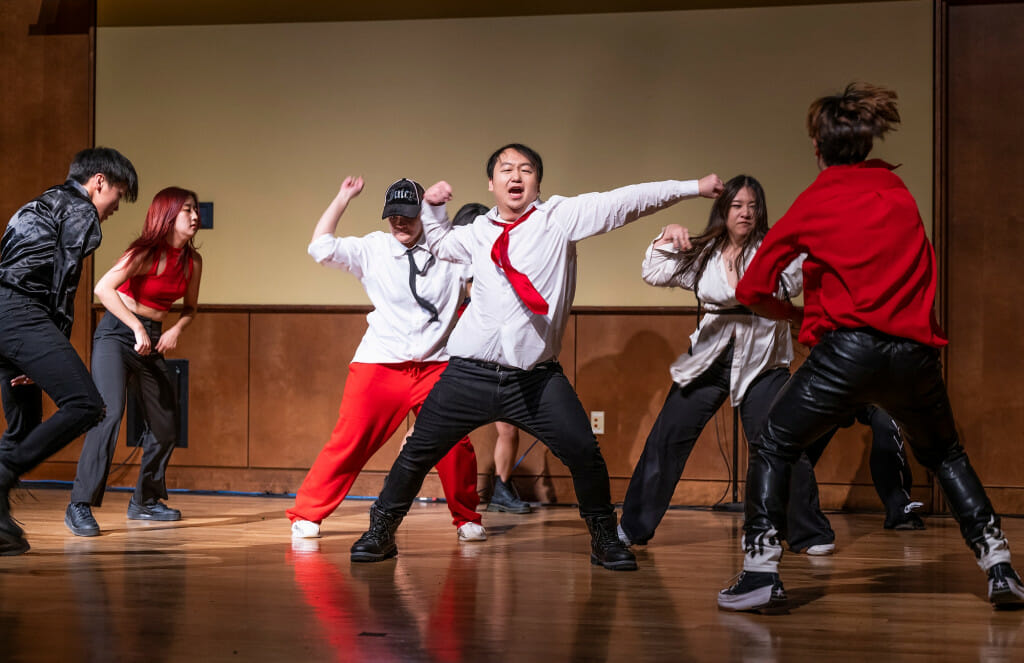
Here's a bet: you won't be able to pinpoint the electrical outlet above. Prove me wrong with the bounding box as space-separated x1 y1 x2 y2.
590 411 605 435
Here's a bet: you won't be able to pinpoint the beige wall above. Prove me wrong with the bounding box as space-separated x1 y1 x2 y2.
95 1 932 306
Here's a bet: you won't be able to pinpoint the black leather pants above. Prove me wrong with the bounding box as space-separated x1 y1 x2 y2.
744 328 998 555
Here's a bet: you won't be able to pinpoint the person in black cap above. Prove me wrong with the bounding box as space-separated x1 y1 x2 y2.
287 177 486 543
0 146 138 555
350 143 722 570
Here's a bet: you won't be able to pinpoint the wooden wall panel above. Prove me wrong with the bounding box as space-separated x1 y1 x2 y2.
0 1 94 224
574 311 744 504
25 307 936 511
166 312 250 468
944 2 1024 496
249 312 373 470
1 0 95 469
575 311 695 481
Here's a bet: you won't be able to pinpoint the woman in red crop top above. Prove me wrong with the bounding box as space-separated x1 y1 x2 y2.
65 186 203 536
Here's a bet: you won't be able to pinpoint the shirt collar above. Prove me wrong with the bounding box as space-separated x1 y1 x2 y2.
66 178 91 201
389 233 429 258
486 198 544 224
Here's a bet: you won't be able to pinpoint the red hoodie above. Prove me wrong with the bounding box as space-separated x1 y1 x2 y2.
736 160 947 349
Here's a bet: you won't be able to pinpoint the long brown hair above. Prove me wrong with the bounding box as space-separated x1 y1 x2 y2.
673 175 768 294
807 82 900 166
123 186 199 278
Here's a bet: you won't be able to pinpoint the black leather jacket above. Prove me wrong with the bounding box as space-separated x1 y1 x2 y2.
0 180 102 337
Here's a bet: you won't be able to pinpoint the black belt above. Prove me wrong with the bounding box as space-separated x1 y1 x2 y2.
454 357 558 372
707 305 752 316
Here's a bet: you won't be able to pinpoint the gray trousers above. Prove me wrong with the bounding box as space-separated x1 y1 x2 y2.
70 312 178 506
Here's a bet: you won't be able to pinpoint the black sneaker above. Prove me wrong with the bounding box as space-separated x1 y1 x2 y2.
988 563 1024 609
487 477 532 514
718 571 788 612
127 499 181 522
350 504 403 563
586 514 638 571
885 501 926 530
65 502 100 537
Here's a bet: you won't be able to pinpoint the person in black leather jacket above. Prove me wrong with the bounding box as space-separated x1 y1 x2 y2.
0 146 137 556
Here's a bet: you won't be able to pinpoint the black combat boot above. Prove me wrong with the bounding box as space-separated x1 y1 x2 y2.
0 463 29 556
350 504 404 563
487 477 531 514
585 513 637 571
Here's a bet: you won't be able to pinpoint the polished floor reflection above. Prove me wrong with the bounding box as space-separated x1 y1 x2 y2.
2 487 1024 662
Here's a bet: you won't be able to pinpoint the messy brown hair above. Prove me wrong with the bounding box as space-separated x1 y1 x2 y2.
807 82 900 166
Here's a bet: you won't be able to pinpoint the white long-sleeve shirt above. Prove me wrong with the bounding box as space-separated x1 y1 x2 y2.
642 238 804 404
308 232 470 364
421 180 701 370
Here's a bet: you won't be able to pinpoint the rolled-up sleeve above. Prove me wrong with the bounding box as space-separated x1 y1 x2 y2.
308 234 371 279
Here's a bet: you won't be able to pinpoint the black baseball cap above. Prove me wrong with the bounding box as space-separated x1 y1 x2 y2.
382 178 424 219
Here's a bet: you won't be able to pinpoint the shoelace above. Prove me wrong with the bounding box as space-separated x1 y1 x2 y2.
593 521 622 548
366 511 396 540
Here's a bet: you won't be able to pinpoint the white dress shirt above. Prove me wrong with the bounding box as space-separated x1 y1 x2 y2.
421 180 701 370
308 232 470 364
641 238 804 404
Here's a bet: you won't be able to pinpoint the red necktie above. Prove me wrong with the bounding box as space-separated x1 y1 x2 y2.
490 207 548 315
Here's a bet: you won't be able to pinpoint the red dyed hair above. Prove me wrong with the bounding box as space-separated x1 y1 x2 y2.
123 186 199 278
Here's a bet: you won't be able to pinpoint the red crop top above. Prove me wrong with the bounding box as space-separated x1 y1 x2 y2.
116 245 192 312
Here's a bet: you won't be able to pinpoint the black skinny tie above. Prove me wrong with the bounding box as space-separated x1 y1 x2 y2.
406 248 439 323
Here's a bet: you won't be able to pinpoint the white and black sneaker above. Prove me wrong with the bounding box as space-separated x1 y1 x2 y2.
988 563 1024 609
718 571 787 612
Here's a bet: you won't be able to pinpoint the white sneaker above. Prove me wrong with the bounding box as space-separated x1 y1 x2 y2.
457 522 487 542
291 520 320 539
804 543 836 556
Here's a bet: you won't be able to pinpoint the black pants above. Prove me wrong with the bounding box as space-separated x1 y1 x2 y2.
807 405 916 521
620 348 833 551
0 287 104 479
745 328 996 553
376 357 614 518
70 312 178 506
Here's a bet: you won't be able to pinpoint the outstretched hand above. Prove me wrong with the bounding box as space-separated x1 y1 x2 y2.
698 174 724 199
424 181 453 206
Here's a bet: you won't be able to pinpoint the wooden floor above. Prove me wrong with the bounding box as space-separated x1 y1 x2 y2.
3 487 1024 662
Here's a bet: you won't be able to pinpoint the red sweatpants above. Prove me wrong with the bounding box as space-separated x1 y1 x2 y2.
287 361 480 528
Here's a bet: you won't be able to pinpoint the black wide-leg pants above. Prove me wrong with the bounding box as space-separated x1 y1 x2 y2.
620 347 833 551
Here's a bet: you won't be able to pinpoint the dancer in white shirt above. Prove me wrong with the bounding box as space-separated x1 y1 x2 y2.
287 177 485 543
618 175 834 553
351 143 722 569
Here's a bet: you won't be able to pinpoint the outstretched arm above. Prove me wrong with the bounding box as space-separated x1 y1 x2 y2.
311 176 364 243
736 224 804 320
562 173 722 242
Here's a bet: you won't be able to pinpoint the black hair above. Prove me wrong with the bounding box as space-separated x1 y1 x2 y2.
67 147 139 202
807 82 900 166
673 175 769 287
452 202 489 227
486 143 543 183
